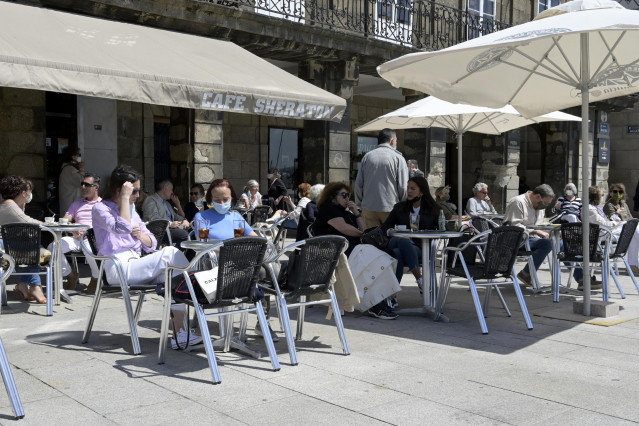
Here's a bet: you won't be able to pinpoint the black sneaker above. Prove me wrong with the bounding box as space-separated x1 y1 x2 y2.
387 297 399 309
368 304 399 320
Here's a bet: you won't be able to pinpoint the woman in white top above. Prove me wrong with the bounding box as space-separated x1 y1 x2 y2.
584 186 639 275
286 183 311 225
240 180 262 210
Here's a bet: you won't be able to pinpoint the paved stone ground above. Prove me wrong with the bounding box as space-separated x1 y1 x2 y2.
1 258 639 425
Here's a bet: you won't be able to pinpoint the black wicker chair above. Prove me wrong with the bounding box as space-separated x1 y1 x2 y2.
80 228 160 355
145 219 172 250
251 205 271 225
0 223 54 316
609 219 639 294
159 236 279 385
555 222 615 301
437 226 533 334
259 236 349 365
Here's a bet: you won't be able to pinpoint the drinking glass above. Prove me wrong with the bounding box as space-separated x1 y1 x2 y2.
233 218 245 238
197 219 210 242
409 213 419 232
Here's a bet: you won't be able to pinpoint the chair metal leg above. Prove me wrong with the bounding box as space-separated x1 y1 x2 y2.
0 335 24 419
277 294 299 365
255 302 281 372
82 277 104 344
624 258 639 292
195 303 222 384
512 269 534 330
493 286 511 317
46 266 53 316
610 269 625 299
238 307 248 343
72 256 79 274
120 284 142 355
328 289 350 355
296 295 306 341
133 293 146 323
435 276 452 320
468 278 489 334
158 280 172 364
223 308 233 352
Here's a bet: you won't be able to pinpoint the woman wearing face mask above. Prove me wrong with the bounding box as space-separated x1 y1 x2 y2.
193 179 258 240
0 175 47 304
58 146 85 216
554 182 582 223
92 165 199 349
604 183 632 221
184 183 207 223
435 186 470 226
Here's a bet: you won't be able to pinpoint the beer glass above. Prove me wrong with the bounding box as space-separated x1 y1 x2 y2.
197 219 210 242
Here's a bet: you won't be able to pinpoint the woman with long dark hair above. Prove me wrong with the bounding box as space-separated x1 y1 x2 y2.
381 176 440 291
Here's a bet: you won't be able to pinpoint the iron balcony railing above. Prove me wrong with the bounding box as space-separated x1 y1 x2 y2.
205 0 510 50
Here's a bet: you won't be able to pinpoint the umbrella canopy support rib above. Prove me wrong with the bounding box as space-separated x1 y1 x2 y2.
590 30 626 78
551 37 582 84
451 47 518 85
501 51 578 86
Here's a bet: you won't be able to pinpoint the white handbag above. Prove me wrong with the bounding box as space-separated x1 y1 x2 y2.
194 268 218 303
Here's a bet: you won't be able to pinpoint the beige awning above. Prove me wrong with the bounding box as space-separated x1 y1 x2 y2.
0 2 346 122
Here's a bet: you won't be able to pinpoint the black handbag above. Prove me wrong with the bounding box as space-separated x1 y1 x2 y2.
360 226 389 250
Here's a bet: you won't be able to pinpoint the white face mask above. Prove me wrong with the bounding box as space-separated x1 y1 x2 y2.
565 190 574 197
75 156 82 163
26 192 32 204
267 174 273 179
195 198 203 207
212 201 231 215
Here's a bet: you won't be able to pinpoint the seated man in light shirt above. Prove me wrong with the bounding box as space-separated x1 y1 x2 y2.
47 173 101 294
466 182 498 216
504 184 583 287
142 179 190 247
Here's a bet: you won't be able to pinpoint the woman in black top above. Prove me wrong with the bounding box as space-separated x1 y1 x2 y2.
266 168 290 212
314 182 365 256
381 176 440 288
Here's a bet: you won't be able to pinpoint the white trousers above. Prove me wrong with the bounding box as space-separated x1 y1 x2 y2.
104 247 189 287
48 237 100 278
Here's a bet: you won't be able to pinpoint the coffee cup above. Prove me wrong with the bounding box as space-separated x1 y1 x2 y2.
59 218 69 225
396 225 407 231
44 217 55 224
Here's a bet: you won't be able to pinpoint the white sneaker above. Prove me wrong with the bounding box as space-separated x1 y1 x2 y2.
254 321 279 342
171 328 203 350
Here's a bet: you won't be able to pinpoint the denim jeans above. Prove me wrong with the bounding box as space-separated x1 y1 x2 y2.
387 237 422 283
19 273 41 287
522 237 583 281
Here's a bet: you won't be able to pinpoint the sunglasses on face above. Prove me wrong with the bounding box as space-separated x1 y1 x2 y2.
612 190 624 194
80 182 96 188
132 189 140 195
337 192 350 199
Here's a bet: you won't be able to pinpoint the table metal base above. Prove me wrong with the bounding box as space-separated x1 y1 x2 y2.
212 337 261 359
398 306 450 322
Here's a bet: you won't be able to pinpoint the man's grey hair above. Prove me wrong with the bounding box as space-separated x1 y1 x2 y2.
155 179 172 192
533 184 555 198
407 159 418 168
83 172 101 186
564 182 577 193
310 184 325 201
472 182 488 194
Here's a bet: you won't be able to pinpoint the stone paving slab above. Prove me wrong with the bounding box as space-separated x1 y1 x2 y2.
0 262 637 423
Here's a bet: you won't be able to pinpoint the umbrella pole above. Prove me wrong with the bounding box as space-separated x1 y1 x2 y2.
457 117 463 229
581 33 591 316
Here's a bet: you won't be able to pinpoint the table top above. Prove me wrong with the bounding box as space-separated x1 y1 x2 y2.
390 230 465 239
526 223 561 231
181 239 224 251
41 223 90 232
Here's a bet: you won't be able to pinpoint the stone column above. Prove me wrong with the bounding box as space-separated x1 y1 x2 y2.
193 110 224 189
299 59 358 184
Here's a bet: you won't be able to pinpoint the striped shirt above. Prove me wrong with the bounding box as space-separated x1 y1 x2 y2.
554 196 582 217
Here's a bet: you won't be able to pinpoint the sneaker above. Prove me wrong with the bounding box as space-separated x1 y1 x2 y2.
416 277 423 295
516 270 533 287
254 321 280 342
577 276 603 291
171 328 203 350
367 304 399 320
387 297 399 309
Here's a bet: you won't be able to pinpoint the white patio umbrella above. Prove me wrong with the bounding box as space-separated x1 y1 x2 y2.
355 96 581 226
377 0 639 315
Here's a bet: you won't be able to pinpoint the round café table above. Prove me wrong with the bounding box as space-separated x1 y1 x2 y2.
40 223 90 312
389 229 463 319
